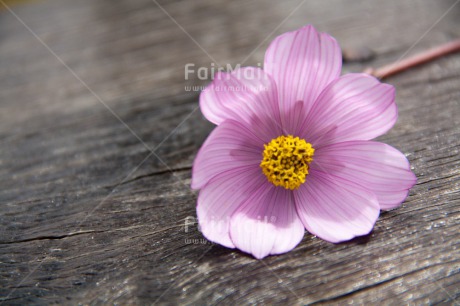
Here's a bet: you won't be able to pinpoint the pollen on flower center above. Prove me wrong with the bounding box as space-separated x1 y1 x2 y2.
260 135 315 190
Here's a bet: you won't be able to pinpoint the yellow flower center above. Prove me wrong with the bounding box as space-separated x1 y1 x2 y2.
260 135 315 190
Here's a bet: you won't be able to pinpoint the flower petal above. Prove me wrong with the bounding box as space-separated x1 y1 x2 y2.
294 169 380 243
229 185 304 259
191 119 264 190
311 141 416 210
199 67 282 139
196 165 266 249
300 73 397 147
264 24 342 128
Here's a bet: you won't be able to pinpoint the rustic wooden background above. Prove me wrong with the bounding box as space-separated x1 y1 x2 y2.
0 0 459 304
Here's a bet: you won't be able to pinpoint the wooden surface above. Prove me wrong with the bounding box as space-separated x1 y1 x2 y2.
0 0 459 304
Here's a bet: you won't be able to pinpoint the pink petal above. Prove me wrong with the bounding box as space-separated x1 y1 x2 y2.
196 166 266 249
294 169 380 243
300 73 397 147
311 141 416 210
229 185 304 259
199 67 282 140
264 24 342 132
191 119 264 190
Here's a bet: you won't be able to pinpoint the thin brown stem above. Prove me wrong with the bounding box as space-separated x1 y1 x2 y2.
364 39 460 79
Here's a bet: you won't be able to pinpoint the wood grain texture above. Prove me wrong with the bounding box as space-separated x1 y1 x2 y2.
0 0 459 304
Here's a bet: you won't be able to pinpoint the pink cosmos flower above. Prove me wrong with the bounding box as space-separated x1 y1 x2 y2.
191 25 416 259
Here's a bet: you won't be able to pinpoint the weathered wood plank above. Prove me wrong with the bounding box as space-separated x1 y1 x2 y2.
0 0 459 304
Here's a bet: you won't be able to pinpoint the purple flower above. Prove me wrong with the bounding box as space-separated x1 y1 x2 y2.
191 25 416 259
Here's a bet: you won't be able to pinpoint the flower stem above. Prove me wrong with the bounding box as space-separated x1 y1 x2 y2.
364 39 460 79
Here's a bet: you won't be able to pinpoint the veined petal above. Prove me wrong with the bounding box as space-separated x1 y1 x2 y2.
197 166 266 249
229 185 304 259
294 169 380 243
264 24 342 130
199 67 282 140
192 120 264 190
311 141 416 210
300 73 397 147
